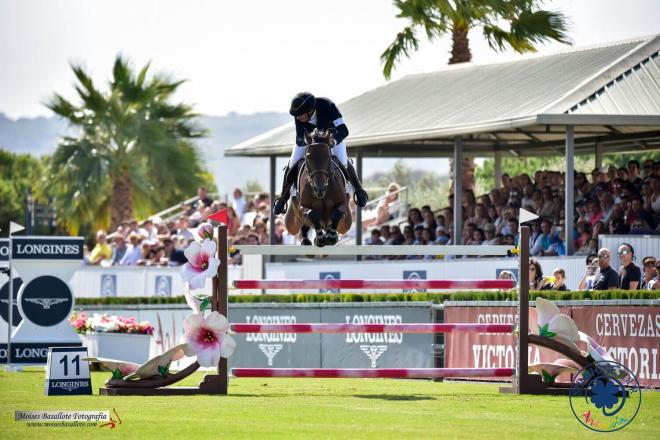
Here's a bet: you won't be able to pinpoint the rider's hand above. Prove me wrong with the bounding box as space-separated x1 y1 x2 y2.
329 138 336 148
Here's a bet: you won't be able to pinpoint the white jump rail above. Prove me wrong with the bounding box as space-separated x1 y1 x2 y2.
231 244 515 256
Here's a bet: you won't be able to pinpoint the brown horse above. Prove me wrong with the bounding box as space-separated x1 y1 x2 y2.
284 129 352 246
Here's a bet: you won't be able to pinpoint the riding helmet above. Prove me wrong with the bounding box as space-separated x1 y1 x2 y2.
289 92 316 117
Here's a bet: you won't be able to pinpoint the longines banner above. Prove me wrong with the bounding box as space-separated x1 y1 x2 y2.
0 239 8 261
229 304 434 369
444 305 660 387
0 236 84 364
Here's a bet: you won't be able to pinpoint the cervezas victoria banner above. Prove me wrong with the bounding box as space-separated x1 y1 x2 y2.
570 306 659 387
444 304 660 387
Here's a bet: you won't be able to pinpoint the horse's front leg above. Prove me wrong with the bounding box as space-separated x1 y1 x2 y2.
300 225 312 246
324 204 346 246
303 208 326 247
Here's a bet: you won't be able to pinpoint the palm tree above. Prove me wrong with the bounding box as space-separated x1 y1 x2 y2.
46 55 210 233
381 0 570 192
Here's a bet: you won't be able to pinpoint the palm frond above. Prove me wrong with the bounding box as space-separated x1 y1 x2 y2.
381 26 420 80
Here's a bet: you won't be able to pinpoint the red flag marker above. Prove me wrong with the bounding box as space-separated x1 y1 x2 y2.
209 208 228 225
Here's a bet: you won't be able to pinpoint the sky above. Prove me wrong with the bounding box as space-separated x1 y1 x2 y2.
1 0 660 120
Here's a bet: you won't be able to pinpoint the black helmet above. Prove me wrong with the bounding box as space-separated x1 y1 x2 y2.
289 92 316 117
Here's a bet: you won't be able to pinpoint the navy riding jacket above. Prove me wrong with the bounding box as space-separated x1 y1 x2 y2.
294 97 349 147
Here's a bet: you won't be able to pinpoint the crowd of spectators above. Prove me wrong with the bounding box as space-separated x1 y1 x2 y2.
86 186 289 267
368 160 659 258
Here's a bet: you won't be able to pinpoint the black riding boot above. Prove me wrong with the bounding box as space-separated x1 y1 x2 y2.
273 162 300 215
346 161 369 207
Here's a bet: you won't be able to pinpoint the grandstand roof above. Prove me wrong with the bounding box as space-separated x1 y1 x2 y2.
226 35 660 158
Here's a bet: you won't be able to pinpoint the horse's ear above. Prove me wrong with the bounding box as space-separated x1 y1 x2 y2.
304 130 313 145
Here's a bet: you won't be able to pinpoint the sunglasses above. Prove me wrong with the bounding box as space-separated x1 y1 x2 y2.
598 254 611 259
618 250 631 255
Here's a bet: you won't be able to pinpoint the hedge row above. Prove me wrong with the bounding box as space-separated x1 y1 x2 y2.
74 289 660 306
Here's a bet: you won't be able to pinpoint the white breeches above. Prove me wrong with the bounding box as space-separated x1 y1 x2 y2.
288 141 348 167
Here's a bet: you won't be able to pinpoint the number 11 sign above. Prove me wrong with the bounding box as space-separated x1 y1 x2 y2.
45 347 92 395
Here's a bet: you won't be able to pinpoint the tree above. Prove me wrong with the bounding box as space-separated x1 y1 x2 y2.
46 55 211 233
0 149 48 236
381 0 571 192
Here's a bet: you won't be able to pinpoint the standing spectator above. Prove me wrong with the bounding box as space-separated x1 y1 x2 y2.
591 248 619 290
110 235 128 266
617 243 641 290
88 231 112 265
540 268 568 291
640 256 657 289
232 188 246 221
225 206 241 236
578 254 599 290
197 186 213 208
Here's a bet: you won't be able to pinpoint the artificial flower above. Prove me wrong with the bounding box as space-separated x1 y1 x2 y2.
183 312 236 367
181 239 221 290
531 297 580 350
197 223 214 240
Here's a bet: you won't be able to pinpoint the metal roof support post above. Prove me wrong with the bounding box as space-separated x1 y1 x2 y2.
453 137 463 246
595 142 603 170
494 150 502 189
269 156 277 263
565 126 575 255
356 149 363 251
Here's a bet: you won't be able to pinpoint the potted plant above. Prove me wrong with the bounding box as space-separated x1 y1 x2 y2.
70 312 154 364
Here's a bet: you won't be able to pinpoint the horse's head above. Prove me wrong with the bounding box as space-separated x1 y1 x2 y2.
304 129 334 198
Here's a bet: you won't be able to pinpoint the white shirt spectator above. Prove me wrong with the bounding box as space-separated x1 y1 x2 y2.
119 245 142 266
233 194 246 221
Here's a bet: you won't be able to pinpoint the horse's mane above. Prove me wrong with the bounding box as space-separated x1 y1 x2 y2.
309 129 334 145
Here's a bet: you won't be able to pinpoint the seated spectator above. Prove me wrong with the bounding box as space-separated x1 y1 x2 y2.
225 207 240 236
143 219 157 241
640 256 657 289
88 230 112 265
385 226 405 246
412 224 426 245
627 197 654 229
402 225 414 245
540 268 568 291
498 270 517 284
374 183 402 226
629 219 655 235
467 228 485 245
592 248 619 290
529 258 544 290
380 225 391 243
119 233 143 266
245 234 259 245
110 235 128 266
407 208 423 227
617 243 641 290
163 238 187 266
366 229 384 245
483 223 498 245
176 216 194 241
531 220 552 256
422 209 437 230
544 227 566 256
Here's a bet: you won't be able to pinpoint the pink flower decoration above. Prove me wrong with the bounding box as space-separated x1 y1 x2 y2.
183 312 236 367
181 239 221 290
197 223 214 240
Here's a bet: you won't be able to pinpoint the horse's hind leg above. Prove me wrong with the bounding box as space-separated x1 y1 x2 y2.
303 208 326 247
300 225 312 246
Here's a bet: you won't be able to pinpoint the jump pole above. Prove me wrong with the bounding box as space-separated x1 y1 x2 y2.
232 368 516 379
233 279 514 290
231 323 514 334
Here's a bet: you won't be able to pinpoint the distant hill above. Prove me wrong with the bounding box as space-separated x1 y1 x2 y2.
0 111 450 199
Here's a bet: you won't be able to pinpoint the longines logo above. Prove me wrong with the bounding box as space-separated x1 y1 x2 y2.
15 244 80 255
258 344 283 366
345 314 404 344
245 315 297 343
360 345 388 367
25 298 68 310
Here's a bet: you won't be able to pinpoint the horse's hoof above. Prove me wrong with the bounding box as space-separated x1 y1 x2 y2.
301 239 312 246
325 230 338 246
314 237 326 247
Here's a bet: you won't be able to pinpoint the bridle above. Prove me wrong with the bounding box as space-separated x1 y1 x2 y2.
305 142 331 197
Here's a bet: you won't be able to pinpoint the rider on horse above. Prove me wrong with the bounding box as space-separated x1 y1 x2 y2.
272 92 369 215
